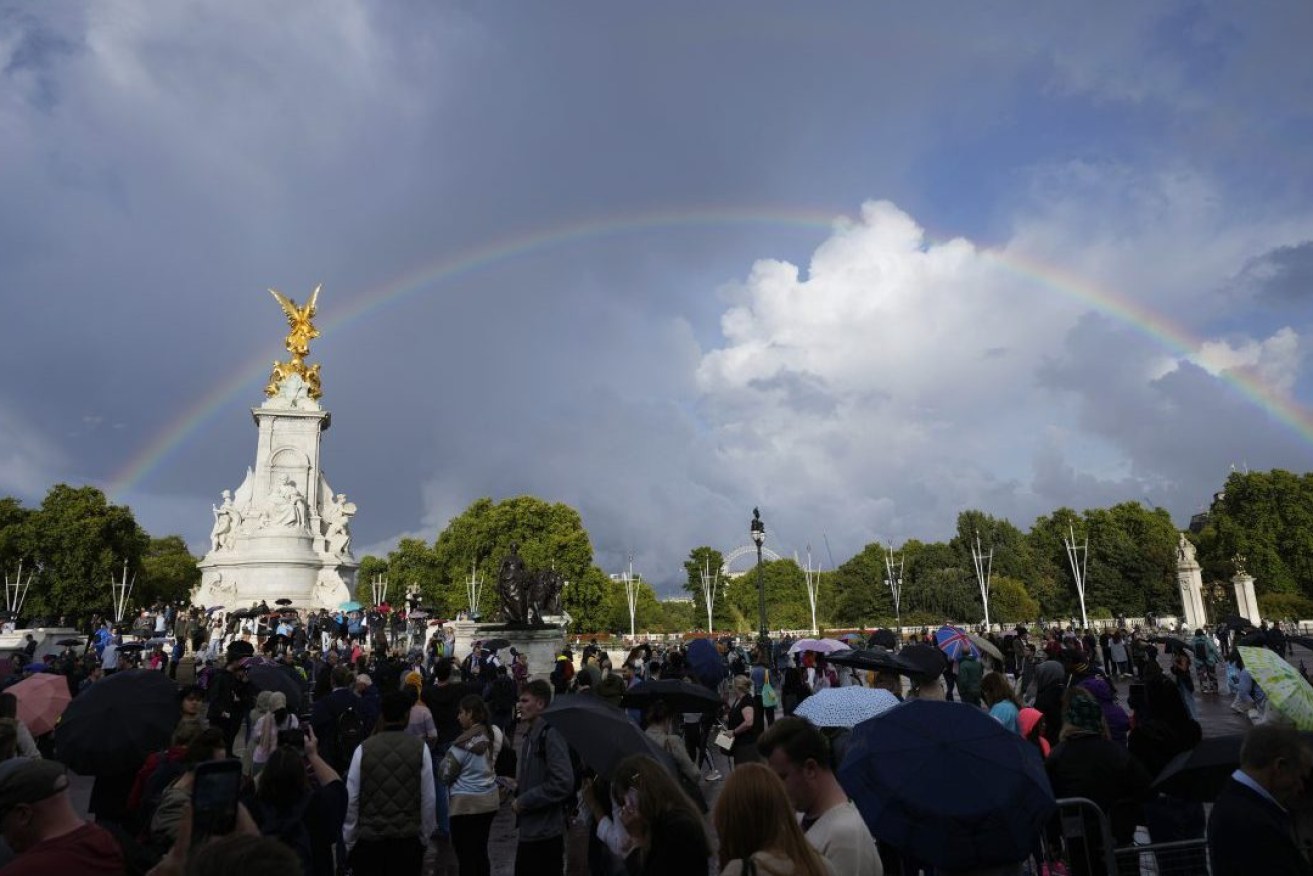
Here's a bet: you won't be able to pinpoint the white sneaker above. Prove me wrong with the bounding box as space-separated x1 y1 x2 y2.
1247 708 1261 720
704 770 722 781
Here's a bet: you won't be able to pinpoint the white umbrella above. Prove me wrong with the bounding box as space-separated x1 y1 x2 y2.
795 687 901 729
788 637 850 655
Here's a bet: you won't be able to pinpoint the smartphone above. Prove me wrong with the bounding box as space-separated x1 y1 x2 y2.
191 758 242 842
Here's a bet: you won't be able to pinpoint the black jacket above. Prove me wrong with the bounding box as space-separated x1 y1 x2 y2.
1208 777 1313 876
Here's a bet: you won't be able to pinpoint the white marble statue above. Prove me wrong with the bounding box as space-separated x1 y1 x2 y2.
323 492 357 556
210 490 238 552
271 476 309 529
1177 533 1197 566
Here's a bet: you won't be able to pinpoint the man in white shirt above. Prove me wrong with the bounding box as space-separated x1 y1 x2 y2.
759 716 883 875
343 690 437 874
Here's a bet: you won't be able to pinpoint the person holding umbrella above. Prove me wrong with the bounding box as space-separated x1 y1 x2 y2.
512 679 574 876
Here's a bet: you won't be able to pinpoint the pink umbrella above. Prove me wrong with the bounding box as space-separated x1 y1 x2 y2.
9 673 72 736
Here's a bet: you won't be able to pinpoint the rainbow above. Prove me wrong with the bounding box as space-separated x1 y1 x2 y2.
108 204 1313 496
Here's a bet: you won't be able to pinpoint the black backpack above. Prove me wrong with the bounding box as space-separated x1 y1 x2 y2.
335 704 364 769
1193 640 1209 663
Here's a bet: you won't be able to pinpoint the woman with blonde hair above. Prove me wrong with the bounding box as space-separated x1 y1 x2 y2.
713 762 833 875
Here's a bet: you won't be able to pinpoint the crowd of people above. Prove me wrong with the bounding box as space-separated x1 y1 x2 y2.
0 604 1309 875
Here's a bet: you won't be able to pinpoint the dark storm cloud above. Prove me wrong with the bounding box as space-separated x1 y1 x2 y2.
2 3 1312 593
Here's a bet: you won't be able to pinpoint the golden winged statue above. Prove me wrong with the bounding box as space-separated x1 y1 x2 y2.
265 284 324 399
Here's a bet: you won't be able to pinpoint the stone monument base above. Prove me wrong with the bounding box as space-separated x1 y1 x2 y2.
449 619 567 682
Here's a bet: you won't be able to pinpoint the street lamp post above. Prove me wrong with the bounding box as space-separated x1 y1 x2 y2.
751 508 768 651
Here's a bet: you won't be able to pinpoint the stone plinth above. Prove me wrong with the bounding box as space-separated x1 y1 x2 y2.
1234 573 1261 624
449 619 566 681
1176 537 1208 632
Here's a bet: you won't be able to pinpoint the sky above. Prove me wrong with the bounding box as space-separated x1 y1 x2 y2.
3 3 1313 593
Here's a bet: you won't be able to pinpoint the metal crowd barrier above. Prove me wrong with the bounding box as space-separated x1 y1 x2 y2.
1035 798 1210 876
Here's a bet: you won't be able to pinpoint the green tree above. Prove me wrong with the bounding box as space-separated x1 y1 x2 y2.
0 497 34 572
683 546 732 630
829 542 894 627
24 484 149 620
1196 470 1313 602
606 574 665 634
990 576 1040 623
725 559 815 632
385 538 445 612
563 565 613 634
430 496 595 618
139 535 201 607
354 555 388 605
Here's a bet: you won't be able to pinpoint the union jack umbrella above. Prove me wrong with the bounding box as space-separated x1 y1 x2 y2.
934 625 979 661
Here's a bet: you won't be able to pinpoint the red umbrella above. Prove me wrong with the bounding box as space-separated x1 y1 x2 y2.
9 672 72 736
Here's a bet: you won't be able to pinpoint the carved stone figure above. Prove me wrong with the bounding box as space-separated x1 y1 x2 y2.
210 490 239 552
271 476 309 529
1177 533 1197 566
323 493 357 556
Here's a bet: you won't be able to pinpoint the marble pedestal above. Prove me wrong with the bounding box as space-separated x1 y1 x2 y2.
194 394 357 611
1176 545 1208 632
1234 573 1261 624
449 619 567 681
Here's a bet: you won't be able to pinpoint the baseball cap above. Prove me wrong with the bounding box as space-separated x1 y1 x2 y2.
0 760 68 816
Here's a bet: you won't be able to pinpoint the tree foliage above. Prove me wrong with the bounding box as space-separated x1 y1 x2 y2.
139 536 201 607
683 546 731 630
1195 471 1313 602
0 485 150 620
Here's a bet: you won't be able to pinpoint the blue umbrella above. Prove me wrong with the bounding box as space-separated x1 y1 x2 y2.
685 638 725 686
934 625 979 661
838 699 1055 870
338 600 363 612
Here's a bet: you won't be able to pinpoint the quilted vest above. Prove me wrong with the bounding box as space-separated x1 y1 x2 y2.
357 731 424 842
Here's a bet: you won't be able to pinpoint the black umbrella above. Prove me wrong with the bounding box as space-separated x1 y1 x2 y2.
869 629 898 650
275 598 293 606
116 642 146 652
56 638 84 647
1222 615 1253 633
621 679 721 713
541 693 669 778
482 638 511 652
1153 735 1244 802
55 669 178 775
226 640 255 659
1237 631 1269 648
897 644 948 680
247 663 303 712
839 700 1055 870
1149 635 1190 654
827 647 906 674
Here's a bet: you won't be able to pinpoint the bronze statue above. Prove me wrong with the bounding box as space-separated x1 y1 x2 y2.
265 285 323 399
495 544 564 626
